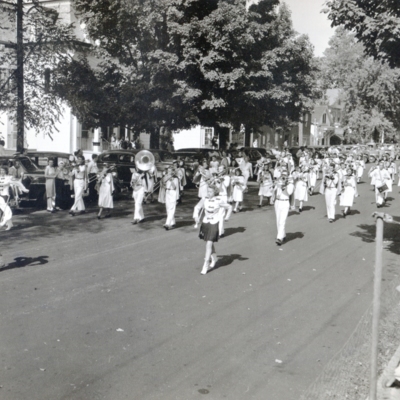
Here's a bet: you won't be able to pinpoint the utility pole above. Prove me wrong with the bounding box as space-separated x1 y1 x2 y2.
16 0 24 153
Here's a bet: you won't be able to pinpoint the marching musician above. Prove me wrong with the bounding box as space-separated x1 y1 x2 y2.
257 162 274 207
175 160 186 204
368 161 391 207
272 169 294 246
340 167 356 218
307 157 318 195
319 164 340 223
193 185 232 275
0 191 13 231
144 163 158 204
131 166 148 224
194 159 211 199
355 155 365 183
388 157 397 183
209 155 220 174
213 165 230 237
97 165 115 219
231 168 245 212
69 155 88 216
293 165 309 212
164 165 180 230
87 154 99 203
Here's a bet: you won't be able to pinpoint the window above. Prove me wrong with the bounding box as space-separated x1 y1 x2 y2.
78 123 93 151
322 114 327 124
204 127 213 146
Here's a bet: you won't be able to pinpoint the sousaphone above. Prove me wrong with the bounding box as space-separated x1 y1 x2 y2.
134 150 155 172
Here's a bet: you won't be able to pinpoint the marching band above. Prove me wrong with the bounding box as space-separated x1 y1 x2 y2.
0 147 399 275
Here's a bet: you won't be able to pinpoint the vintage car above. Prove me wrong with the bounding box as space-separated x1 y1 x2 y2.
174 148 221 161
0 155 47 208
23 151 72 169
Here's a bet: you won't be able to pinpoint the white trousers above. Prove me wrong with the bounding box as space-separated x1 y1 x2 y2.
165 190 177 226
133 188 144 221
325 188 337 220
274 199 290 240
374 186 385 205
71 179 85 211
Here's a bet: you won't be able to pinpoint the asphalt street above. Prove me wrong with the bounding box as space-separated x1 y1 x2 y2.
0 175 399 400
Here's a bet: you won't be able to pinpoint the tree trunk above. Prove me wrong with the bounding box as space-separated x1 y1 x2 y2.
149 126 160 149
215 126 229 149
244 125 251 147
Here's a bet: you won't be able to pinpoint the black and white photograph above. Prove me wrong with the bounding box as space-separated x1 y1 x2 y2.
1 0 400 399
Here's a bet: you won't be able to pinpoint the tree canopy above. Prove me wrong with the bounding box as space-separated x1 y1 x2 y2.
60 0 319 142
325 0 400 67
319 27 400 142
0 4 80 139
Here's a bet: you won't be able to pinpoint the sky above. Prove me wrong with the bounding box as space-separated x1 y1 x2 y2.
283 0 336 57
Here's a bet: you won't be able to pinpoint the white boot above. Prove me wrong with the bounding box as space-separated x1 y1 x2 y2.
210 253 217 268
201 259 210 275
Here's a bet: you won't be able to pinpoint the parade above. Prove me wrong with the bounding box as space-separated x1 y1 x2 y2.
2 0 400 398
1 144 398 274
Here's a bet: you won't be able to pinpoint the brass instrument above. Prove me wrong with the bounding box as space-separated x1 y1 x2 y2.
88 164 116 184
135 150 155 172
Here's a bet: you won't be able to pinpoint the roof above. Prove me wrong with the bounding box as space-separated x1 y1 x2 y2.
312 105 333 126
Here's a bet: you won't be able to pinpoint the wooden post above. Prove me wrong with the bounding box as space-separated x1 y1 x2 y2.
16 0 24 153
369 213 385 400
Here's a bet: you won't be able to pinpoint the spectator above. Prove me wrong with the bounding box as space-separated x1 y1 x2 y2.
111 133 118 149
44 158 57 212
87 154 99 203
0 140 5 156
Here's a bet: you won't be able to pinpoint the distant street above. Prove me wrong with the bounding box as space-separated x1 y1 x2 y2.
0 176 399 400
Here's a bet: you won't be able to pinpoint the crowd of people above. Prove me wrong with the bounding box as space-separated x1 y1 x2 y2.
0 145 399 274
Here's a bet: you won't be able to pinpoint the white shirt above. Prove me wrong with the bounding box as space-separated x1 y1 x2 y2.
193 197 232 225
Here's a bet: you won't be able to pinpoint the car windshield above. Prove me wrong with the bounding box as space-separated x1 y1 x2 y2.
18 157 39 173
160 151 174 161
99 153 119 163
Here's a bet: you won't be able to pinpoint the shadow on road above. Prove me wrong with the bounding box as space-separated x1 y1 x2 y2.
347 209 361 216
302 206 316 212
0 256 49 272
350 222 400 255
285 232 305 243
223 227 246 238
213 254 249 271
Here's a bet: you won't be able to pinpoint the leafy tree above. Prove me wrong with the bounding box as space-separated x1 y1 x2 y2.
0 3 80 146
324 0 400 67
319 28 400 143
65 0 319 147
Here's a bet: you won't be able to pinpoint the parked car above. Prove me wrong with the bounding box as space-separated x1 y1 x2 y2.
0 155 47 207
174 148 221 160
23 151 72 169
97 149 175 191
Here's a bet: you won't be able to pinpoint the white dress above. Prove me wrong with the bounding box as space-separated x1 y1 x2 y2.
232 176 245 202
294 173 309 201
98 173 114 208
356 161 365 179
340 176 356 207
257 171 274 197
